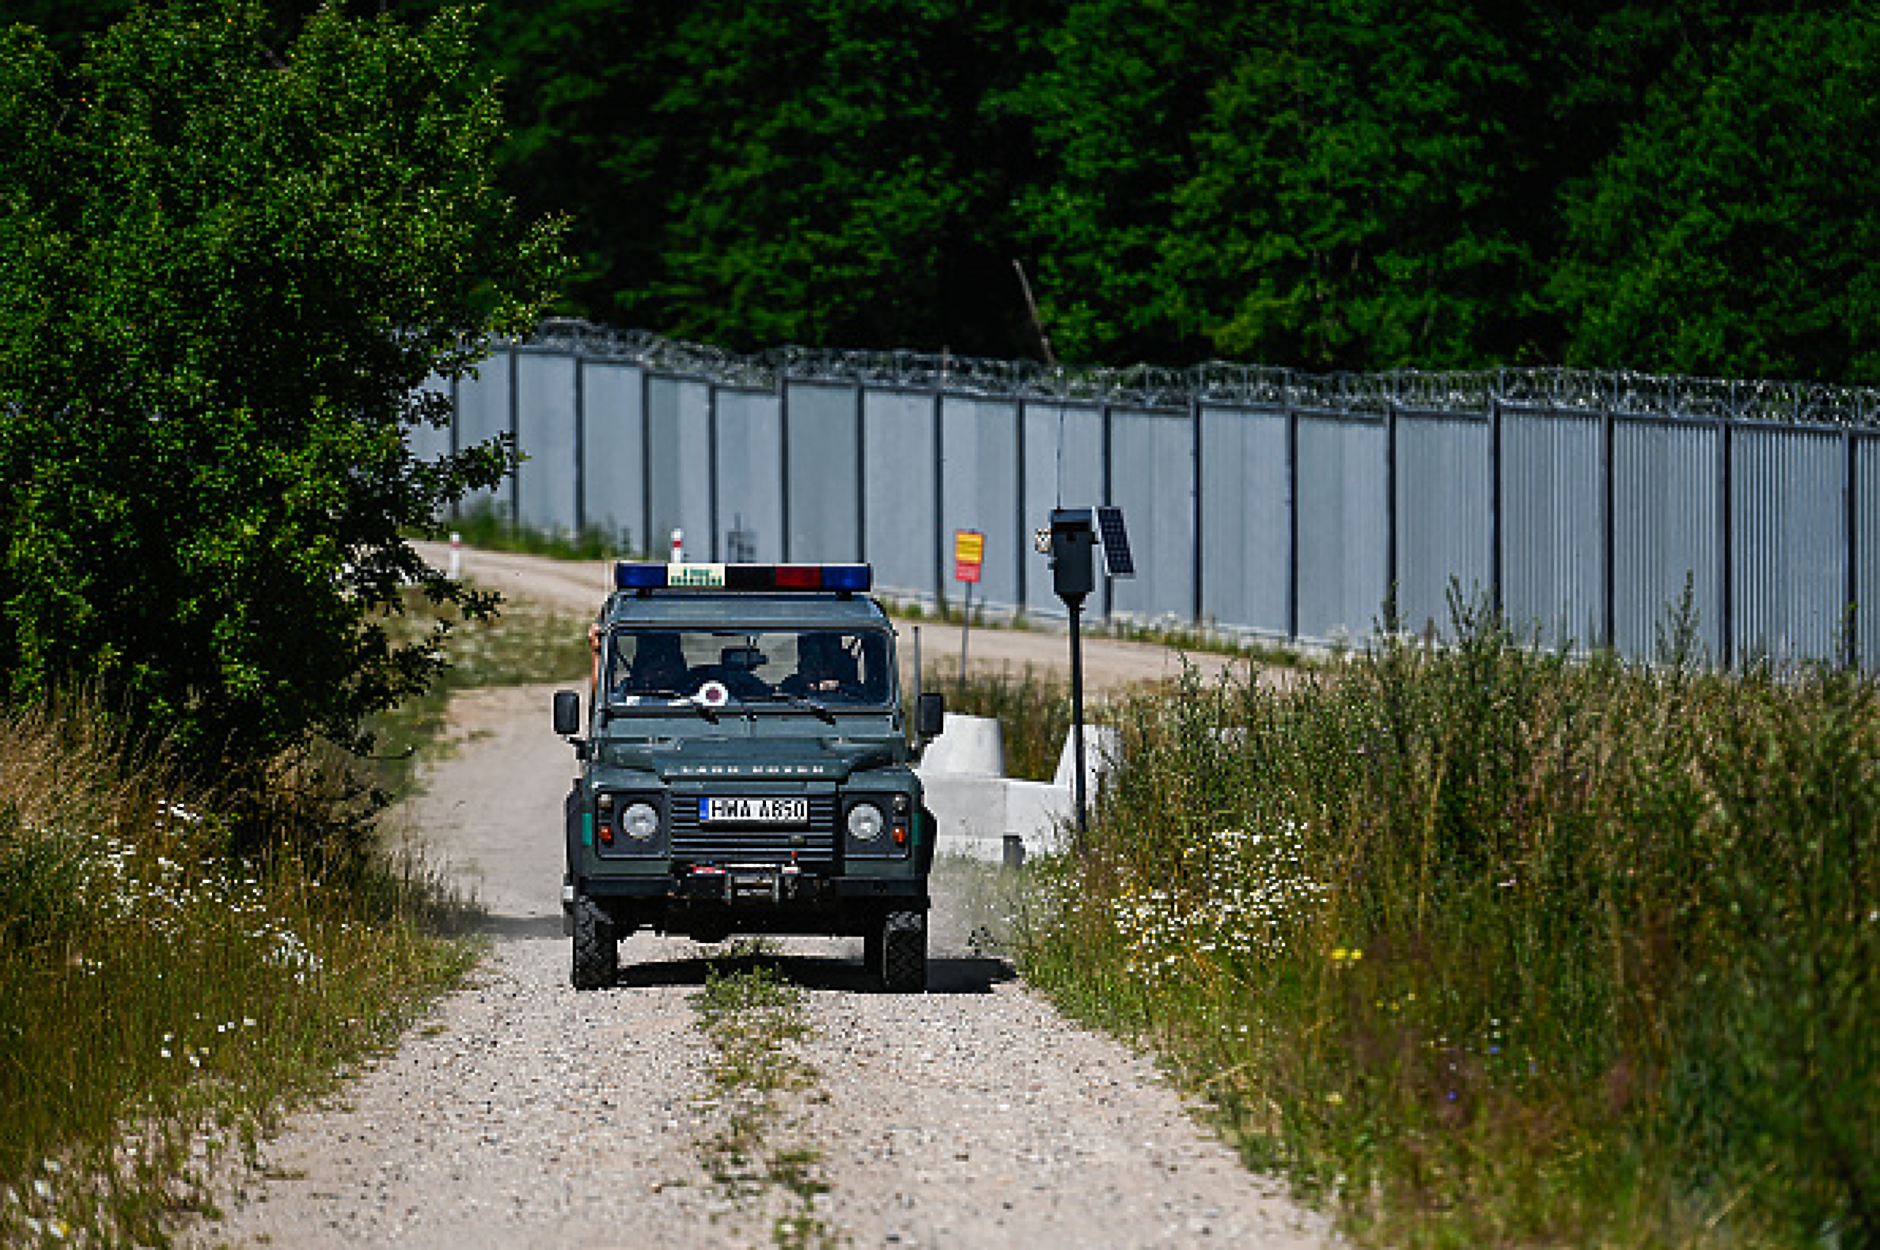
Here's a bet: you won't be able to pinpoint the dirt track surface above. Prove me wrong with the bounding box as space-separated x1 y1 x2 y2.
411 541 1269 696
187 551 1333 1248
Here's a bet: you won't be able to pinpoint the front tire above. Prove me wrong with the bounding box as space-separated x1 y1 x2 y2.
571 898 617 991
880 910 926 993
862 925 884 976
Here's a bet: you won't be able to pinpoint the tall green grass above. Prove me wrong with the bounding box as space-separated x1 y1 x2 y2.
0 701 478 1242
1019 594 1878 1245
0 594 587 1242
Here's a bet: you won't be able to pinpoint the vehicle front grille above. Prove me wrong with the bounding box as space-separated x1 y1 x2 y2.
668 794 839 866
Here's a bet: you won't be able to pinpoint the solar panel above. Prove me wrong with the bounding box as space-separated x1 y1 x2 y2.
1094 506 1135 579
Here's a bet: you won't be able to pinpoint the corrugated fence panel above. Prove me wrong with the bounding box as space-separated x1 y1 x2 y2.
409 376 453 465
513 350 579 534
1108 406 1194 621
456 348 512 518
1860 434 1880 671
785 381 862 562
713 387 783 562
1501 407 1601 648
581 360 644 548
1395 410 1491 636
1295 412 1388 644
1022 402 1104 621
1612 417 1721 662
646 375 713 561
940 395 1022 610
1732 424 1846 665
862 389 939 597
1198 406 1290 637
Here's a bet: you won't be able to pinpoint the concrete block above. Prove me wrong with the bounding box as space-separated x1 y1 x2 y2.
1053 723 1123 792
922 773 1071 864
919 712 1005 776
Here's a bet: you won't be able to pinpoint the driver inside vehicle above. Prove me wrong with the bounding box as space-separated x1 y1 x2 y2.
622 631 691 695
783 633 860 699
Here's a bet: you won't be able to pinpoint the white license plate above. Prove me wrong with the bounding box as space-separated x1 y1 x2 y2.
700 797 809 825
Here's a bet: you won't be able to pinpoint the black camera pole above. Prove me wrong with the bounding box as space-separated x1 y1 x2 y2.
1044 509 1097 838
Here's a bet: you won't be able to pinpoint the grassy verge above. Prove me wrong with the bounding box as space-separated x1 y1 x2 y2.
1015 597 1878 1246
690 945 837 1249
438 498 643 563
0 591 588 1244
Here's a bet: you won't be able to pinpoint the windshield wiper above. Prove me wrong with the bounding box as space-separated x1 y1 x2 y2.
752 691 837 724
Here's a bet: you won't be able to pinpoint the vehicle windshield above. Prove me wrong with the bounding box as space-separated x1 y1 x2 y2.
606 627 894 709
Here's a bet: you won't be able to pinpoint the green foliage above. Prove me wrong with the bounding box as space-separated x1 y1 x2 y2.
17 2 1880 377
1021 602 1879 1244
1553 7 1880 382
0 2 563 783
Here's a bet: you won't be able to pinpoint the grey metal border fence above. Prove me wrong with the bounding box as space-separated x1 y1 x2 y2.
420 319 1879 669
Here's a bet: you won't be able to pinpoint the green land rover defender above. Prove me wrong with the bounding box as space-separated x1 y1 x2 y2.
551 561 945 992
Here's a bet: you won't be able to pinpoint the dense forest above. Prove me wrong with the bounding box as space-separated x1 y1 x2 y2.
9 0 1879 380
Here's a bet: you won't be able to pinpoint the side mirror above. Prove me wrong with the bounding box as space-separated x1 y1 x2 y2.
915 691 945 741
552 690 581 737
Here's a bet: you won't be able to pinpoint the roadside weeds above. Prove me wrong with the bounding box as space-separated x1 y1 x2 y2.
689 943 843 1249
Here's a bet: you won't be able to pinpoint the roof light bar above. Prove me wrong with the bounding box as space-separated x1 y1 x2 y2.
614 562 872 592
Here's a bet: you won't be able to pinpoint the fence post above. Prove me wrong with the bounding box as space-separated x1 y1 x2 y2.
778 375 792 562
1489 397 1503 619
640 366 653 560
1100 401 1114 621
1719 418 1734 669
1192 396 1205 624
574 356 587 535
853 382 866 564
1286 406 1300 644
1385 400 1398 623
1601 404 1616 653
1015 398 1028 607
932 387 946 604
706 380 720 561
1846 426 1859 669
508 345 520 527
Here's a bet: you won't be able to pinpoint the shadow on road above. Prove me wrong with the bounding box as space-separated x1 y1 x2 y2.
608 948 1016 995
479 912 567 940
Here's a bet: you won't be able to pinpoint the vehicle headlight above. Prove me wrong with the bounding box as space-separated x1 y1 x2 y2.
622 802 660 840
847 802 885 841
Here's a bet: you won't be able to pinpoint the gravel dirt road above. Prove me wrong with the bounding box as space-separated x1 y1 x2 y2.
187 548 1332 1248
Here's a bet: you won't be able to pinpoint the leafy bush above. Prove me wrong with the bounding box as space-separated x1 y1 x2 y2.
0 1 563 787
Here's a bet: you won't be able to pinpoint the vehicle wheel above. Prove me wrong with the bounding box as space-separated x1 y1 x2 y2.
862 925 883 976
571 898 617 991
880 910 926 993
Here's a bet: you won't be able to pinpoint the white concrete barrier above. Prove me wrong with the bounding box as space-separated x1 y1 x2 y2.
1053 723 1123 793
918 712 1005 776
919 774 1070 863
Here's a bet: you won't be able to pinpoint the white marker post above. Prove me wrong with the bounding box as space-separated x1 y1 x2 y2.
670 528 684 563
449 531 462 580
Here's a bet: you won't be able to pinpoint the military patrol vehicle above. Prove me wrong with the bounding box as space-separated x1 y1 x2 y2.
552 561 944 991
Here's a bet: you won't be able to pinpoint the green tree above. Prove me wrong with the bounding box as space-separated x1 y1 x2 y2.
998 0 1229 364
0 2 562 776
644 0 1043 354
1158 0 1553 370
1554 7 1880 382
